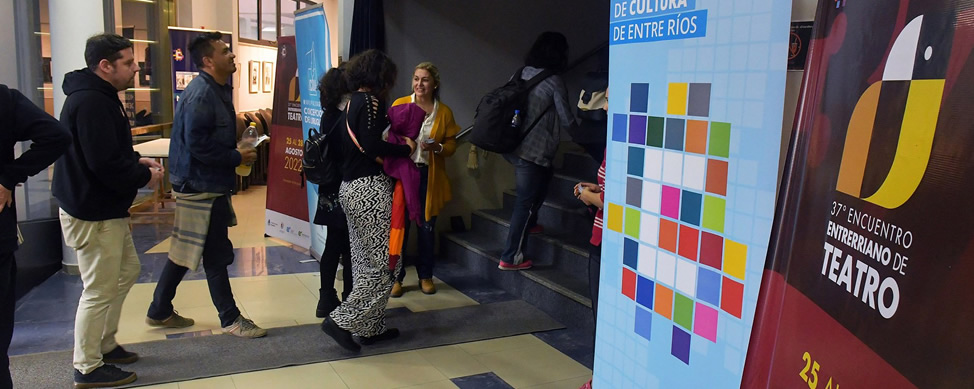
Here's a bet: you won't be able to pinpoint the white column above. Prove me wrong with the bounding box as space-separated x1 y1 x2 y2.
49 0 107 272
49 0 106 118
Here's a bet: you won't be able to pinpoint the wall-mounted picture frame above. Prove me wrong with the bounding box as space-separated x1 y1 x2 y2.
249 60 260 94
262 61 274 93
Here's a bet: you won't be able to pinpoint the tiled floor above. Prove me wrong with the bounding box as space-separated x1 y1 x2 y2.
11 186 592 388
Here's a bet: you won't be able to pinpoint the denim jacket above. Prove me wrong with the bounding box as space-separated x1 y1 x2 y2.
169 71 242 193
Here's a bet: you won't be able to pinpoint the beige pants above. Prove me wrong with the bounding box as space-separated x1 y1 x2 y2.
60 209 140 374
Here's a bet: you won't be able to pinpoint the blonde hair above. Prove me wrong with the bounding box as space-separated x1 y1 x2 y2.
414 62 440 100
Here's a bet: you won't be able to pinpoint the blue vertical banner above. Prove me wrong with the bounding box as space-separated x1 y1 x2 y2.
294 5 331 258
596 0 791 388
168 27 232 108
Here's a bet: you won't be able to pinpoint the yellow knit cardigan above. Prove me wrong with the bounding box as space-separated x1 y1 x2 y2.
392 96 460 221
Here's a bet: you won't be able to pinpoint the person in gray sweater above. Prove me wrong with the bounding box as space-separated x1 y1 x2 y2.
499 31 578 270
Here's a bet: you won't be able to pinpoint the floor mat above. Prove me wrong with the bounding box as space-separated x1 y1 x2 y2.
10 300 563 388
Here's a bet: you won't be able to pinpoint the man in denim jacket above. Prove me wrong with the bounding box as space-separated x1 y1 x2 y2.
145 32 266 339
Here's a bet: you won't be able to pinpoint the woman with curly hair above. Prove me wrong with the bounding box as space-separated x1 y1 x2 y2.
320 50 416 352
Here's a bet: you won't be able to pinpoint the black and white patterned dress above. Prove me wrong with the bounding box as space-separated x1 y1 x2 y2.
328 92 411 337
331 175 398 337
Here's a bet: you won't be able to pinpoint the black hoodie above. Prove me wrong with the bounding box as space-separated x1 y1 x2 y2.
53 69 151 221
0 85 72 252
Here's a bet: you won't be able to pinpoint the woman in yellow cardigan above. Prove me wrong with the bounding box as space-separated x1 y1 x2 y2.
390 62 459 297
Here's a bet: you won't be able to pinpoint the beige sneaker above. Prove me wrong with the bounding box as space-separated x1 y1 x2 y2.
222 315 267 338
145 311 195 328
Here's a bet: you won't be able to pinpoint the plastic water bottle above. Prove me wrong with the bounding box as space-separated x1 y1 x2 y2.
236 122 258 176
510 110 522 128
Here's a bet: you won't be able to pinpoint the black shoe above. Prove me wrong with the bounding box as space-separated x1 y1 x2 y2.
320 317 360 351
316 290 341 318
358 328 400 345
102 345 139 364
74 364 137 389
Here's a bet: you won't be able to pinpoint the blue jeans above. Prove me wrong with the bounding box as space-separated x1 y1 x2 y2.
501 157 553 264
398 166 436 281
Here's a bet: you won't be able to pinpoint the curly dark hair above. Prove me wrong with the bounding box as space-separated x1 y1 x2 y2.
318 64 349 112
84 33 133 70
525 31 569 72
343 49 397 96
188 31 224 67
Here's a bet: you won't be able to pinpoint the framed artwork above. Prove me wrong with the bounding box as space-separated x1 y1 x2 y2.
262 61 274 93
249 60 260 94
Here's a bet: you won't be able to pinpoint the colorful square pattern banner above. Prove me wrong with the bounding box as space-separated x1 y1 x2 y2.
595 1 791 388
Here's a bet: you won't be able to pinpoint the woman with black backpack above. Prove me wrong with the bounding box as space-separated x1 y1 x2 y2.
312 65 354 318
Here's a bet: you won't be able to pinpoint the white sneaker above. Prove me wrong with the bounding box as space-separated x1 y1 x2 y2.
222 315 267 338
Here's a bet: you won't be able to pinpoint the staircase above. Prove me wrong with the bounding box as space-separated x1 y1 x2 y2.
441 151 601 328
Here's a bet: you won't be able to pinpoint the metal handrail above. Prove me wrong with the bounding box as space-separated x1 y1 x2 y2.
455 41 609 141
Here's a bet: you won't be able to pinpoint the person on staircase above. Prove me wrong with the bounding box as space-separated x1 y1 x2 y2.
320 50 416 352
389 62 460 297
313 65 354 317
499 31 578 270
572 89 608 389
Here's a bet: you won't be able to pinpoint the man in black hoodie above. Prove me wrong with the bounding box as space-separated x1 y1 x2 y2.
52 33 164 389
0 84 72 389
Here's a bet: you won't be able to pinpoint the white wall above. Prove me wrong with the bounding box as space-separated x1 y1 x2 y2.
337 0 353 62
235 42 277 112
0 0 18 88
778 0 819 193
177 0 234 31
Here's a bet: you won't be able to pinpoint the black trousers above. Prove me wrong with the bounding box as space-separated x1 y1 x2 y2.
320 212 353 301
589 243 602 325
1 252 15 389
147 196 240 327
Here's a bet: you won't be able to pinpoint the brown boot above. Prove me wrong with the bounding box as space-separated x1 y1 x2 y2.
420 279 437 295
390 281 404 298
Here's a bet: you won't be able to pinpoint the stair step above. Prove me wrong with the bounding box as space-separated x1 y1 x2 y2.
470 209 591 278
559 151 601 177
442 231 592 309
546 172 597 206
501 190 595 238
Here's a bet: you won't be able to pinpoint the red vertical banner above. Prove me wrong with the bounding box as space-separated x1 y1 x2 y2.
744 1 974 388
264 36 311 248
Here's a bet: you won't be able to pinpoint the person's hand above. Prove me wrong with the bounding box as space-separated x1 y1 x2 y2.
420 140 442 152
404 137 417 154
574 182 599 197
0 184 12 213
578 187 593 206
146 168 165 190
139 157 163 170
580 188 604 207
238 147 258 164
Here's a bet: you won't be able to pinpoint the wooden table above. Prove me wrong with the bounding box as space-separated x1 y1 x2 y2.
130 122 172 137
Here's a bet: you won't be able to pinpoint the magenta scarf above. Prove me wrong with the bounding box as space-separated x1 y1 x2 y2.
383 103 426 223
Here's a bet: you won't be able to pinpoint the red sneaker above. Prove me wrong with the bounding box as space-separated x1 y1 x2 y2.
498 260 533 270
528 225 544 234
578 378 592 389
